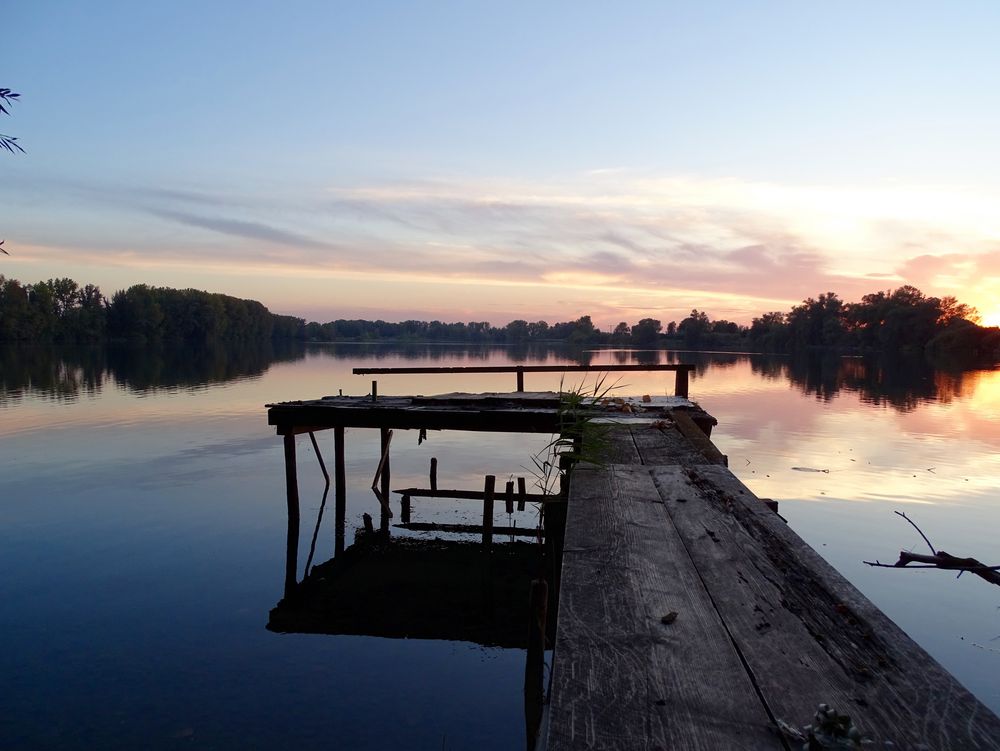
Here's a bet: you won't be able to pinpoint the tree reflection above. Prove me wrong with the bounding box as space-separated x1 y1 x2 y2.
0 340 305 403
0 344 987 411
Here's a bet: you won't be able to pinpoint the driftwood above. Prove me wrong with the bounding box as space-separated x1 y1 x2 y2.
864 511 1000 587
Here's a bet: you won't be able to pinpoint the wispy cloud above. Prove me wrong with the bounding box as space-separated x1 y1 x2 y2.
147 208 335 250
9 171 1000 323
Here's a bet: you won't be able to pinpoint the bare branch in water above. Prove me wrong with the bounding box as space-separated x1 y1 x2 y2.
865 512 1000 588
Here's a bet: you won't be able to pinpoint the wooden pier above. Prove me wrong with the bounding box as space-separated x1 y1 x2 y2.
546 425 1000 749
266 370 1000 750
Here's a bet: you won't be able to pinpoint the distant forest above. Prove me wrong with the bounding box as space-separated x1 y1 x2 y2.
1 275 997 362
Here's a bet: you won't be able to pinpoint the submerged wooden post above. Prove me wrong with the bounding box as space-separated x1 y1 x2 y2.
482 475 495 548
516 366 525 392
525 577 549 751
380 427 391 533
334 426 346 556
505 480 515 514
429 457 438 491
675 367 689 398
283 432 300 600
517 477 527 511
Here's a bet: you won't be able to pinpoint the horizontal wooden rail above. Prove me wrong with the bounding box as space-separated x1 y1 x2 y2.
353 364 695 397
393 487 555 503
393 522 543 537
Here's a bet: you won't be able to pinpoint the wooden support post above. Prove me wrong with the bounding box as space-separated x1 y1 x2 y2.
283 433 300 600
558 445 573 498
675 368 689 398
516 366 525 392
380 427 391 533
429 457 438 491
517 477 527 511
401 494 411 524
371 379 377 402
334 426 346 556
505 480 515 514
525 578 548 751
308 431 330 484
482 475 495 549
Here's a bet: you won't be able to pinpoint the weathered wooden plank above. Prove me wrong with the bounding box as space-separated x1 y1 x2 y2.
353 364 696 375
651 465 1000 750
547 465 781 750
630 424 710 466
268 395 714 439
599 428 643 464
671 410 727 465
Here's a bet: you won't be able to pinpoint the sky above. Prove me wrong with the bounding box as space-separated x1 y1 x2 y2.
4 0 1000 327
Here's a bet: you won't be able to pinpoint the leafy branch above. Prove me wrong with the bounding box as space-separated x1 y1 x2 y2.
0 88 24 154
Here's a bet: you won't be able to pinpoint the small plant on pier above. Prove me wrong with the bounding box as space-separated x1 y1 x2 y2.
527 373 620 496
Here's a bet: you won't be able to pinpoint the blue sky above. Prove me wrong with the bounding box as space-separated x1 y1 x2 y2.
5 1 1000 325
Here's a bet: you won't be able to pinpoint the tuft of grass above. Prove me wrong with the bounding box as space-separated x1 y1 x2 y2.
526 373 623 496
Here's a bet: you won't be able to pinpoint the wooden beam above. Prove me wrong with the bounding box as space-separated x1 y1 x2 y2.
283 433 300 600
391 487 554 503
276 424 333 436
671 410 727 466
392 522 542 537
483 475 495 549
674 367 689 398
353 364 696 376
334 426 346 556
380 428 391 533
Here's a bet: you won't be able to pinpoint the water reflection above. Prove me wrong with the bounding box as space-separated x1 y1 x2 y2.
269 461 562 751
3 343 995 416
0 341 305 402
3 341 999 748
4 343 993 413
269 535 552 648
771 353 980 411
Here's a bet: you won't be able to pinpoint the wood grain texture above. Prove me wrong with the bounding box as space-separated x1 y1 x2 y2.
630 424 710 466
546 465 781 750
652 465 1000 750
600 428 643 464
670 411 727 465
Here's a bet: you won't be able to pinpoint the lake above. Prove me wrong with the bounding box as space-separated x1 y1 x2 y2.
2 342 998 749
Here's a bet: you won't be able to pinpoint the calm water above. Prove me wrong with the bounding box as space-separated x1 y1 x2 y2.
2 343 999 749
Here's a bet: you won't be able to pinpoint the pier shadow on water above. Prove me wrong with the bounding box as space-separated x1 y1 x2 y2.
266 475 564 750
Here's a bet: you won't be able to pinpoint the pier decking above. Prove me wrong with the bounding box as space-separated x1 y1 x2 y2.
266 380 1000 750
547 424 1000 749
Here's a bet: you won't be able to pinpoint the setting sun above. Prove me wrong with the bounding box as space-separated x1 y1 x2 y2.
981 308 1000 328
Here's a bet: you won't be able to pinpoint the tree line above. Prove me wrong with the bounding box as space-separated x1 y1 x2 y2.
1 275 996 362
0 277 304 343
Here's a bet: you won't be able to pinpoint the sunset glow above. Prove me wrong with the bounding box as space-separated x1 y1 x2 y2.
5 3 1000 327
